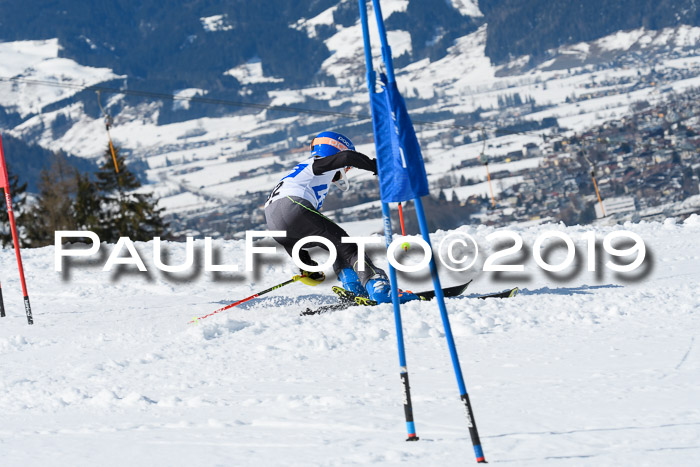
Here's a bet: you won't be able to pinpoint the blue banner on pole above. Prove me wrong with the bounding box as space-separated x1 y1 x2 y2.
370 76 429 203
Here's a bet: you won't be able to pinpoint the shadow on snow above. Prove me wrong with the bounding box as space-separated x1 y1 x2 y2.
517 284 623 296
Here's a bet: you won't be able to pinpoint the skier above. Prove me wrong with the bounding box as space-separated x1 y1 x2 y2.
264 130 418 304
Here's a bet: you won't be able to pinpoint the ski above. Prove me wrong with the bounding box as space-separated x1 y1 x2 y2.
300 288 357 316
301 280 473 316
475 287 519 300
414 279 473 300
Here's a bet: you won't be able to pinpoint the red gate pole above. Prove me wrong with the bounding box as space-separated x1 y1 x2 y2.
0 132 33 325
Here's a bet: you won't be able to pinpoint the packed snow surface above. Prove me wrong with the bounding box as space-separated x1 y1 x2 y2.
1 218 699 466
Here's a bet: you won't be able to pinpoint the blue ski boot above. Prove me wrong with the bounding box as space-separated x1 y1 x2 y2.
366 276 420 304
338 268 367 297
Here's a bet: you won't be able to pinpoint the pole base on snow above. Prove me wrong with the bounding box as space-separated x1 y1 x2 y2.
399 370 419 441
460 393 486 463
24 296 33 325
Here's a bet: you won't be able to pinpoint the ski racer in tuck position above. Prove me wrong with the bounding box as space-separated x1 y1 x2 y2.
264 131 418 304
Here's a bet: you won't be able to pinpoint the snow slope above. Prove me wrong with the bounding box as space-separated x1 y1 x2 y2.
1 218 699 466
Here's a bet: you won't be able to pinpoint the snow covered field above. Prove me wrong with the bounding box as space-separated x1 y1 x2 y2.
1 218 699 466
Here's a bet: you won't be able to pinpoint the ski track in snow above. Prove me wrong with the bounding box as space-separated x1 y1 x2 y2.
1 220 699 466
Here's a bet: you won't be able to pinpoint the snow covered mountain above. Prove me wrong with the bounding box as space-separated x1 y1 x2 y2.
1 218 699 465
1 1 700 236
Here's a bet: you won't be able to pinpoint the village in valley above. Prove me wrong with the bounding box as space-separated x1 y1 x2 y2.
171 85 700 239
471 88 700 227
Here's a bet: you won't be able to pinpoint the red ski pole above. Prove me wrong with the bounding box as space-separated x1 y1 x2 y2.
189 275 302 324
0 132 33 325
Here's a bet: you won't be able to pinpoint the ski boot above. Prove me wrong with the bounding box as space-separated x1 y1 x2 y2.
365 276 420 304
337 268 367 297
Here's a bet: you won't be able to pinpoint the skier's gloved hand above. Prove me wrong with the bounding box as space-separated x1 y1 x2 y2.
299 271 326 286
298 259 325 286
299 269 325 286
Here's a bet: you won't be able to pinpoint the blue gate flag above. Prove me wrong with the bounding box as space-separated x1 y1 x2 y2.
371 75 429 203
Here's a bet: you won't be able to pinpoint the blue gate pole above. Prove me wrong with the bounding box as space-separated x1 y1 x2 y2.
370 0 486 462
414 198 486 462
371 0 396 82
359 0 419 441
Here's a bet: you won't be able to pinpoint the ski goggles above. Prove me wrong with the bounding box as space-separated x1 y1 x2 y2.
310 136 350 153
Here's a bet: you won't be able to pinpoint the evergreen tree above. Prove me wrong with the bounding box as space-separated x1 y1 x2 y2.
0 174 28 247
11 145 166 248
95 144 166 242
73 172 103 232
578 203 597 225
24 156 78 247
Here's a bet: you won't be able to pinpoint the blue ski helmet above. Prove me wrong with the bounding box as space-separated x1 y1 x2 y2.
310 131 354 157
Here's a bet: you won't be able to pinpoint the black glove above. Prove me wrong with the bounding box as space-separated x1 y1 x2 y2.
298 254 326 282
301 269 326 282
298 259 325 286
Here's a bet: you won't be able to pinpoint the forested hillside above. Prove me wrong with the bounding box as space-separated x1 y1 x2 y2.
480 0 700 62
0 0 336 89
2 0 698 96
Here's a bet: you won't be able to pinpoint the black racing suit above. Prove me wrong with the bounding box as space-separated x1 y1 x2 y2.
264 151 386 285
